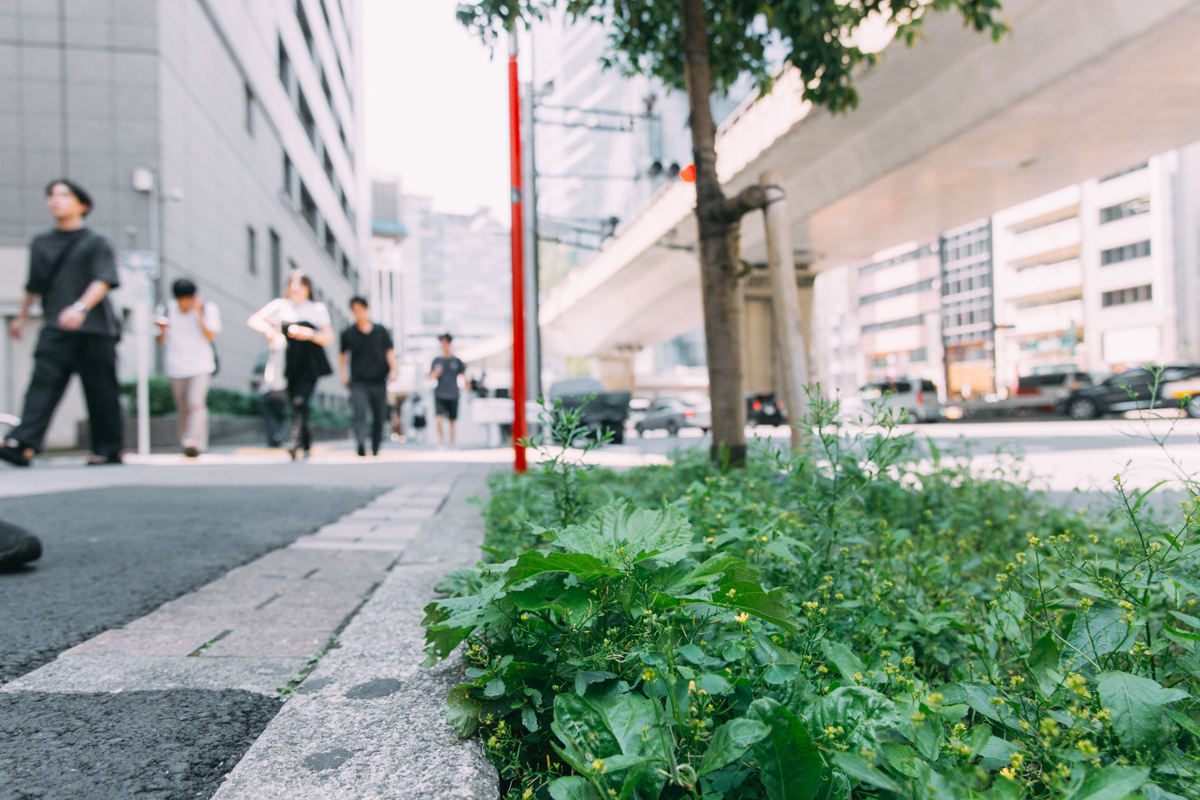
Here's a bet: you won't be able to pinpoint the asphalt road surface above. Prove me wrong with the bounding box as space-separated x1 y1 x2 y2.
0 484 379 800
0 485 380 682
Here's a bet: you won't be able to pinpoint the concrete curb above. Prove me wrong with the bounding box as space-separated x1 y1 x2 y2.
213 465 500 799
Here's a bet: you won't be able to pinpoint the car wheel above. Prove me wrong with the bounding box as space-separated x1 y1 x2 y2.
1068 397 1099 420
609 425 625 445
906 410 920 424
1186 398 1200 419
701 427 710 435
635 424 644 437
666 421 679 437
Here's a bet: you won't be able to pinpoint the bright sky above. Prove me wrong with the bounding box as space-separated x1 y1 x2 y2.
363 0 512 218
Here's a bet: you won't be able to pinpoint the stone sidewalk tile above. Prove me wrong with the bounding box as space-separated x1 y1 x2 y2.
62 627 226 657
213 469 497 799
204 628 335 658
1 654 305 695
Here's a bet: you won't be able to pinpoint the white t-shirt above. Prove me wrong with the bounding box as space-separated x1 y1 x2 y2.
160 300 222 379
256 298 332 332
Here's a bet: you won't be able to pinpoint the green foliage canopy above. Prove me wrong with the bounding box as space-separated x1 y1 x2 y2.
457 0 1007 113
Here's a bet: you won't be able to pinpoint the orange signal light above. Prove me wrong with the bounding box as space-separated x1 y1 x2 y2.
680 164 696 182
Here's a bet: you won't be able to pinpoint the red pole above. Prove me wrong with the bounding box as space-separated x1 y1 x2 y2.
508 29 528 473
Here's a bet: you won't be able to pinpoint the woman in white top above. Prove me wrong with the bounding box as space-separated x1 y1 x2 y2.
156 278 222 457
248 272 334 459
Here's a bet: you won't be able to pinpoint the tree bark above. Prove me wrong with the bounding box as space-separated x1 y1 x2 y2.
679 0 749 466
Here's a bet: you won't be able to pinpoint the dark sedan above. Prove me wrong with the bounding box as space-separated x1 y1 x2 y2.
1056 365 1200 419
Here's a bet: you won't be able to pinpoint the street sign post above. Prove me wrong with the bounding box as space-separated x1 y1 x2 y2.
508 29 528 473
120 250 159 457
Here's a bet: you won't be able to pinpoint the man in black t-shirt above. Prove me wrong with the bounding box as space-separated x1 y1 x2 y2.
338 296 396 456
1 180 123 467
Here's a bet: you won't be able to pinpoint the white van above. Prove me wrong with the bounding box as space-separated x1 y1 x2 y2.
859 379 940 423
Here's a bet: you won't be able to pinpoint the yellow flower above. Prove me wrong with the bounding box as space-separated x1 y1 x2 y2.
1077 740 1098 757
734 612 749 624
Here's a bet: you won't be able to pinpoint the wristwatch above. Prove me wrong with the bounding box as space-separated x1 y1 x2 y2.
72 302 87 313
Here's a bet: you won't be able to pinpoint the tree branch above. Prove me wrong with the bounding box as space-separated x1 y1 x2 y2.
723 184 769 223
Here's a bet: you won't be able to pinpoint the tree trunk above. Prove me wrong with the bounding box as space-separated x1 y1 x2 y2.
679 0 747 466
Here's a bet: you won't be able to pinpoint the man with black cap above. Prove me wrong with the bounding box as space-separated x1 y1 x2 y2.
1 179 124 466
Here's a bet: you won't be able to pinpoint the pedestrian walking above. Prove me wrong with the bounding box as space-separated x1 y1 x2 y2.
252 349 287 448
247 272 333 460
156 279 221 457
0 180 124 467
338 296 397 457
410 394 427 443
429 333 465 447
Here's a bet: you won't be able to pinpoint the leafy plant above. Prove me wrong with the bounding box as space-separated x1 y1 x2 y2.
430 388 1200 799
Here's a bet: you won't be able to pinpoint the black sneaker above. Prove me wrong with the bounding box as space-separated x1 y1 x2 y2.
0 439 31 467
183 445 200 458
86 453 123 466
0 520 41 570
357 445 366 457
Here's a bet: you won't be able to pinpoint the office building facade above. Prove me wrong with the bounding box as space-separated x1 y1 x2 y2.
0 0 366 446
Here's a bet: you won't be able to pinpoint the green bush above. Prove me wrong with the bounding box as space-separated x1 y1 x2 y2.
424 391 1200 800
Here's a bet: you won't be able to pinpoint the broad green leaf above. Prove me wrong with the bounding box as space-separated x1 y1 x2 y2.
968 724 991 759
748 698 824 800
1061 604 1133 669
1067 765 1149 800
1164 622 1200 642
708 578 801 634
699 672 733 696
549 776 600 800
677 643 725 669
444 684 481 738
554 693 622 760
831 752 903 793
820 639 865 684
554 500 694 566
1167 708 1200 738
504 551 621 586
983 776 1022 800
521 705 538 732
1097 671 1189 750
698 717 770 776
880 742 921 778
1029 633 1064 698
484 677 506 697
977 736 1022 771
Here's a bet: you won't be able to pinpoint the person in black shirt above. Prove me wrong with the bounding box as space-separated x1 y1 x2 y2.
339 296 397 456
1 180 123 467
429 333 466 446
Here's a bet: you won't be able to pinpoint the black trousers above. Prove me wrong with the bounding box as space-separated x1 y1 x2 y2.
11 328 123 456
350 381 388 452
286 377 317 452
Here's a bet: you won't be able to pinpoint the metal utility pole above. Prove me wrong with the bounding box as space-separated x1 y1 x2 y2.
508 28 528 473
760 171 809 448
522 80 542 404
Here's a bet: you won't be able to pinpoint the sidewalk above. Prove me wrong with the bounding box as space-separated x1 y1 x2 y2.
0 454 501 799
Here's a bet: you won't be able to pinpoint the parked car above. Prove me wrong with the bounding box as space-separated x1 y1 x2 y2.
547 377 631 444
635 397 711 437
1011 372 1093 413
1056 365 1200 419
746 393 785 427
859 379 940 423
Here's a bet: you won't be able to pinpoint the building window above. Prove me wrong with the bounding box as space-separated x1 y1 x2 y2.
270 229 282 297
283 154 294 198
1100 240 1151 265
324 225 337 259
909 348 927 363
278 38 290 91
339 189 348 216
861 315 925 335
1102 284 1152 307
341 253 350 278
300 182 318 232
323 149 334 183
244 83 254 134
319 0 332 29
1099 196 1150 224
247 226 257 275
858 278 934 307
295 0 314 56
298 91 315 144
321 68 333 107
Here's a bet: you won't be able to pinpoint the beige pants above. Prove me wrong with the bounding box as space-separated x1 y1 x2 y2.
170 373 211 452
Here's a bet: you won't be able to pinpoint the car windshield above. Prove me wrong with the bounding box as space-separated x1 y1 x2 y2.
1106 370 1152 386
862 382 912 398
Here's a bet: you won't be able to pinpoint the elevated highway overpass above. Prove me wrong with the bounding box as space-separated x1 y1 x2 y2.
534 0 1200 365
